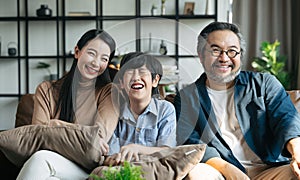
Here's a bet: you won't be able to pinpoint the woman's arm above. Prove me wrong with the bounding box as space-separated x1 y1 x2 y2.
32 81 54 125
32 81 75 127
95 83 119 142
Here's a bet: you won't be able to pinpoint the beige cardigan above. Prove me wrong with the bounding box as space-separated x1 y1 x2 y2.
32 81 119 142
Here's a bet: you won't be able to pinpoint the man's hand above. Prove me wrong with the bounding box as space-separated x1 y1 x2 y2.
287 137 300 179
206 157 250 180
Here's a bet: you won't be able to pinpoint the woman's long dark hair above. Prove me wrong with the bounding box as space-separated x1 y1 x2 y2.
53 29 116 122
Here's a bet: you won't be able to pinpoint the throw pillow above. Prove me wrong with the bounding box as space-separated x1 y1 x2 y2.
90 144 206 180
0 124 106 171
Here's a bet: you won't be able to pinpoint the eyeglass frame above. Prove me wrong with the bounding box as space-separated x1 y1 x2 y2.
206 48 241 58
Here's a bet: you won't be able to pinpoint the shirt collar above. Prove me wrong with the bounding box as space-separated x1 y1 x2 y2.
120 98 158 120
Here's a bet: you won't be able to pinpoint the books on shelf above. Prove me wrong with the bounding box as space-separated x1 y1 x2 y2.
68 12 91 16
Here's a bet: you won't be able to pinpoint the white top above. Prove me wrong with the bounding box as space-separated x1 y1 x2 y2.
207 87 267 177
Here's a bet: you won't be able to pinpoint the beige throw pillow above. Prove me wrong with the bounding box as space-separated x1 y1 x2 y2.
90 144 206 180
0 124 105 171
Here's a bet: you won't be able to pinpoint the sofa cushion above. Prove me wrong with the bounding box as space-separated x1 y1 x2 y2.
287 90 300 112
0 124 106 171
90 144 206 180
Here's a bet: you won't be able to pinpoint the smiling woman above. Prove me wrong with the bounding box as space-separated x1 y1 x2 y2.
16 29 119 180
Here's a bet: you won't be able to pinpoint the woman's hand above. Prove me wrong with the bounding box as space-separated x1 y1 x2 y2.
99 138 109 156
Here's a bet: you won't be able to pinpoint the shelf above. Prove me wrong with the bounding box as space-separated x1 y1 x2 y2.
0 0 218 130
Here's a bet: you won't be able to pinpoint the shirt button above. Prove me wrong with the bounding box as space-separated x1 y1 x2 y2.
136 128 140 132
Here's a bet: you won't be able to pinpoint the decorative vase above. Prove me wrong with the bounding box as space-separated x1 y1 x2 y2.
36 4 52 17
159 40 167 55
151 6 158 16
161 3 166 15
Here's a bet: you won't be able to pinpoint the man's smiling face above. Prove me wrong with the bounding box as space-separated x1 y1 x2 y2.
201 30 241 84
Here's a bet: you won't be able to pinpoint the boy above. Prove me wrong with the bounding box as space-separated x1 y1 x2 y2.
105 52 176 165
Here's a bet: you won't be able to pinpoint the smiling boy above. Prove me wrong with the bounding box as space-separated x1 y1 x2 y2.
105 52 176 165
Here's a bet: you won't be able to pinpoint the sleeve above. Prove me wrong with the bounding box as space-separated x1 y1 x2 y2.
156 101 177 147
264 74 300 157
174 86 221 161
31 81 54 125
95 83 119 142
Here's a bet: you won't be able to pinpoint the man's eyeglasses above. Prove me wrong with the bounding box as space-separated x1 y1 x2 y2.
206 48 241 58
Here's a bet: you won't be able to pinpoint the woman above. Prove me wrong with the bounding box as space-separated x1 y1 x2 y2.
17 29 119 179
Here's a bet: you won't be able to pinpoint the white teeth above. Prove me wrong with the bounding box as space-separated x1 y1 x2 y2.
131 84 144 89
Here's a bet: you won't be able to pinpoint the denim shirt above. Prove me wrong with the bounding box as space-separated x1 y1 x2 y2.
174 71 300 173
109 98 176 155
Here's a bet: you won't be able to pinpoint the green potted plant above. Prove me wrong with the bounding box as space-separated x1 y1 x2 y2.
251 40 290 89
90 161 144 180
36 61 58 80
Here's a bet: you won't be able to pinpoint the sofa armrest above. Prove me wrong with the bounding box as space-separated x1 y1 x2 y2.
287 90 300 113
15 94 35 128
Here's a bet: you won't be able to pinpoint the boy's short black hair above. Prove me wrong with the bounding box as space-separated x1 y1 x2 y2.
116 52 163 96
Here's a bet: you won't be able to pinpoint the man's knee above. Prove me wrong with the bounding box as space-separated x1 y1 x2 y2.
184 163 224 180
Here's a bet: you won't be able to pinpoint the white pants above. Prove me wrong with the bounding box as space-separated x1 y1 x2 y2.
17 150 88 180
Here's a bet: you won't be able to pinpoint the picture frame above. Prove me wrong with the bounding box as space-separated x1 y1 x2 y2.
184 2 195 15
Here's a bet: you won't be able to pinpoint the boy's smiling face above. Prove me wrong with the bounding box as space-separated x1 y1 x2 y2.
121 65 159 102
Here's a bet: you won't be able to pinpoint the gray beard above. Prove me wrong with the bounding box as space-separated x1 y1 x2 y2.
205 67 241 84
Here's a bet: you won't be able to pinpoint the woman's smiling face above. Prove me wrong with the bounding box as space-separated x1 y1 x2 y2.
75 38 111 81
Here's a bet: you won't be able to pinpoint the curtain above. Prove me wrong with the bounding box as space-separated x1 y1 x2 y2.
232 0 300 89
291 0 300 88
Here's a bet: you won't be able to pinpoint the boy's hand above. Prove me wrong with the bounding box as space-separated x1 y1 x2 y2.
104 153 121 166
103 144 139 166
119 144 140 162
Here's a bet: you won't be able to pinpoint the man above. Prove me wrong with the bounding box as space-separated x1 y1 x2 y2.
174 22 300 179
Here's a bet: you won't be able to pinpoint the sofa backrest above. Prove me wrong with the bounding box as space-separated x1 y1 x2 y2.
287 90 300 113
14 90 300 128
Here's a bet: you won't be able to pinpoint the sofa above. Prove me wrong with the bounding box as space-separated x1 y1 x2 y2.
1 90 300 179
